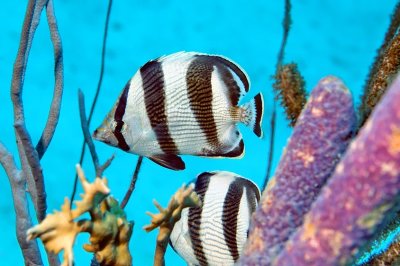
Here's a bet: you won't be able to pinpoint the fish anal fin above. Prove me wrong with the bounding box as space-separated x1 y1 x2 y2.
149 154 185 170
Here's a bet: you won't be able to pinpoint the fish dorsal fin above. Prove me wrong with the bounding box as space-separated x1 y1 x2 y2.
214 56 249 92
149 154 185 170
156 51 197 64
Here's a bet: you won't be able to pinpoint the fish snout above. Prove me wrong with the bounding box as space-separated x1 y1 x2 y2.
92 125 120 147
92 128 100 140
92 126 107 142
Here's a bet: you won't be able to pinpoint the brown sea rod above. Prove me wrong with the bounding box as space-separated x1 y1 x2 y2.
273 74 400 265
240 76 356 265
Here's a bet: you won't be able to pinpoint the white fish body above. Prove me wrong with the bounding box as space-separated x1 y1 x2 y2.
93 52 264 170
170 171 260 265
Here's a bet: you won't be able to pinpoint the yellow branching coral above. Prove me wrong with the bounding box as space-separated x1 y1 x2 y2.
27 198 80 266
72 164 110 217
82 196 133 266
144 184 202 266
26 164 133 266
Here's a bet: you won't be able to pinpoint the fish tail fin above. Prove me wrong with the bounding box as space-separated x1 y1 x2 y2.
240 92 264 138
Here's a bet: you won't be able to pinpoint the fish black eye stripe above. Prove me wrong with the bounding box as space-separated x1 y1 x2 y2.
113 81 131 151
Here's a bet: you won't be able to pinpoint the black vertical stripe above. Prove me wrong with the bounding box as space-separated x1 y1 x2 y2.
189 172 213 266
222 178 244 262
186 56 221 151
113 81 130 151
245 179 260 216
140 60 178 154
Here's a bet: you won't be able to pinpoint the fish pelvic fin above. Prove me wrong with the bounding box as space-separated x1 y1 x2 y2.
224 139 245 158
239 92 264 138
200 139 245 158
149 154 185 170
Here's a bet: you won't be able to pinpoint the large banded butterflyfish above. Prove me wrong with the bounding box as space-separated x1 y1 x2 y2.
170 171 260 266
93 52 264 170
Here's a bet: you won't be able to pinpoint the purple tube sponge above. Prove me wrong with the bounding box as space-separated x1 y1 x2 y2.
273 74 400 265
240 76 356 265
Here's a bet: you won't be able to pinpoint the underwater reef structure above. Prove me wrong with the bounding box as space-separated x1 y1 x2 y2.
272 63 307 127
1 0 136 265
0 0 63 265
27 165 133 266
358 2 400 128
240 1 400 265
144 184 201 266
4 0 400 264
241 76 357 265
273 72 400 265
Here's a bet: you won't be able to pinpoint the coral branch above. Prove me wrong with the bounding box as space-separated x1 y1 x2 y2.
72 164 110 218
276 0 292 68
264 101 276 188
0 142 43 265
78 90 100 175
265 0 293 185
27 165 132 266
15 123 47 221
11 0 50 221
36 0 64 159
72 0 113 203
359 2 400 128
241 76 356 265
75 89 114 219
274 74 400 265
27 198 80 266
144 184 202 266
368 235 400 265
273 63 307 127
7 0 63 265
81 197 133 266
120 156 143 209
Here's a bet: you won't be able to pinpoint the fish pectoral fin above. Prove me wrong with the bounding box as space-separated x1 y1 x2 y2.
149 154 185 170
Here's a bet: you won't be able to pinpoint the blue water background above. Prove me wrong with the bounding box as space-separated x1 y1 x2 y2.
0 0 397 265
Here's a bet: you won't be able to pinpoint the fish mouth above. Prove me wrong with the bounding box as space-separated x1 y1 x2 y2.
92 128 107 142
92 128 100 140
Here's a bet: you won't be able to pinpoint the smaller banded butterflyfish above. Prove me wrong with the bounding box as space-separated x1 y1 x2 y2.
93 52 264 170
170 171 260 265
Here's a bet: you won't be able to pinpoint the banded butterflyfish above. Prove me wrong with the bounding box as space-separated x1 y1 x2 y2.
93 52 264 170
170 171 260 265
